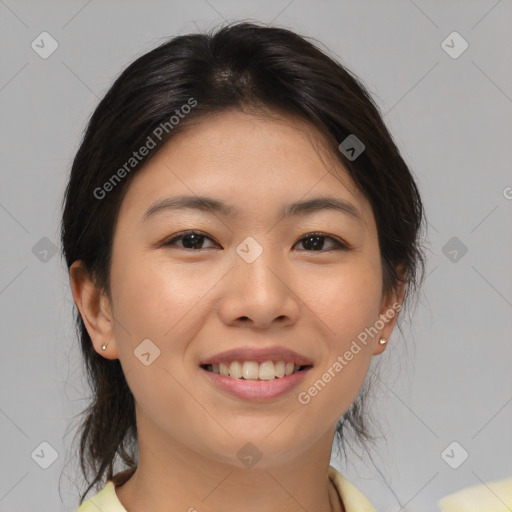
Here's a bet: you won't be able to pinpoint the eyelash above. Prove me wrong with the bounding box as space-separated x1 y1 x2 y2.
161 230 349 252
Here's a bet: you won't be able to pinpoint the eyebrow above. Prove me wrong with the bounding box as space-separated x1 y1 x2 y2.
142 194 363 223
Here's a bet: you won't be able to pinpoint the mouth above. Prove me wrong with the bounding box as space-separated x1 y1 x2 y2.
199 360 313 401
199 361 313 381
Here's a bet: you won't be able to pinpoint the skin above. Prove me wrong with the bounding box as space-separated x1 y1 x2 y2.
70 108 405 512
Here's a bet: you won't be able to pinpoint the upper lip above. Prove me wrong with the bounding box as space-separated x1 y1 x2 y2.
199 346 313 366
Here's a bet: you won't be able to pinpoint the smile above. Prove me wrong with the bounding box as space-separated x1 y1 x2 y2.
201 360 313 381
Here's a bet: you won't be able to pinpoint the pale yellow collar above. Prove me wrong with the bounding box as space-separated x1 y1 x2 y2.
76 466 376 512
328 465 376 512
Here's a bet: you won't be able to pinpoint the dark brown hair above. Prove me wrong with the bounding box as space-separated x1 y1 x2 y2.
60 20 426 504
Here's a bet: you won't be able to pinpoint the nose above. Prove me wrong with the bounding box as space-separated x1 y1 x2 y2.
217 247 301 330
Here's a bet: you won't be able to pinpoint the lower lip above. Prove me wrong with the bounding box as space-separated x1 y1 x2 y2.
199 366 312 401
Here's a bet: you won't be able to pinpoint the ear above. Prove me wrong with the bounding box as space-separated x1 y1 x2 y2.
69 260 119 360
372 264 407 355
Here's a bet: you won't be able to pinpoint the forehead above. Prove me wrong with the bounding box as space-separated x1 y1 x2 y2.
117 109 372 227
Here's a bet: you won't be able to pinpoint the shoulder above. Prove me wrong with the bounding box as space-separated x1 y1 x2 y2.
328 465 376 512
438 476 512 511
74 481 127 512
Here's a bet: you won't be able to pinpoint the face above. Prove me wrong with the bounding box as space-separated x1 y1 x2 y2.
73 109 402 468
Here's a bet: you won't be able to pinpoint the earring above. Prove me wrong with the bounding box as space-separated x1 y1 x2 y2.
379 338 387 345
101 343 108 351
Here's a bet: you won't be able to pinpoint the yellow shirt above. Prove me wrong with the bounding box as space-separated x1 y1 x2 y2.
75 465 376 511
438 476 512 512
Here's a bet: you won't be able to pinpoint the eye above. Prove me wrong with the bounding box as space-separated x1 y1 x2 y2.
161 230 349 252
161 230 219 250
293 232 349 252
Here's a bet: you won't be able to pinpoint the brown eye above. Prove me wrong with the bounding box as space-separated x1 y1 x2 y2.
294 233 348 251
162 230 219 250
161 230 348 252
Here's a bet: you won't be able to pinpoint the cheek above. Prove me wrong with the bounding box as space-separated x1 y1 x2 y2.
294 352 372 440
108 253 216 437
297 261 382 417
309 259 383 342
110 250 212 338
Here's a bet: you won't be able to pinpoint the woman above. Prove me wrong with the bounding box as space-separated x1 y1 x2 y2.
61 21 426 511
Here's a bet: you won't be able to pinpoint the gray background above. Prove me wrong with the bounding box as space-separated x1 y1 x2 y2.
1 1 511 511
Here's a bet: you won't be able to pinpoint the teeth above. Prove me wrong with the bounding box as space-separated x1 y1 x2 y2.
242 361 259 380
205 360 307 380
229 361 242 379
274 361 285 378
258 361 275 381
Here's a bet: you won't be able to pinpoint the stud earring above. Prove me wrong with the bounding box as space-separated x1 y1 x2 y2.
101 343 108 350
379 338 387 345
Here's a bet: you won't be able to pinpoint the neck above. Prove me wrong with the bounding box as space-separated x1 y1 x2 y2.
115 418 344 512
